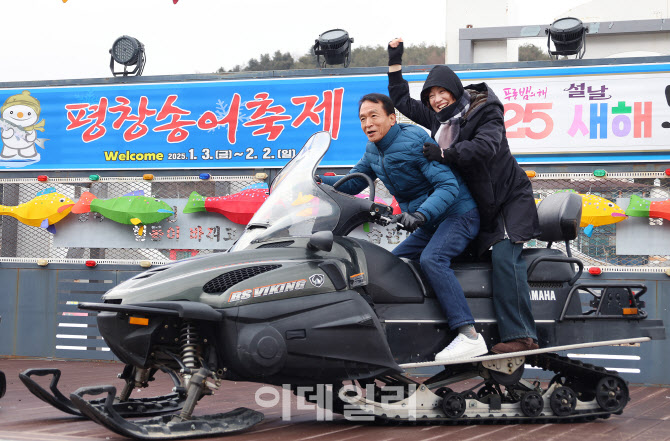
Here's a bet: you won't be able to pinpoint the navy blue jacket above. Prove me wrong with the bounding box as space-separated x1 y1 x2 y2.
321 123 476 234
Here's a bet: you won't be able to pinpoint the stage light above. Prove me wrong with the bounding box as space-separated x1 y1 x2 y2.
313 29 354 68
109 35 146 77
545 17 586 60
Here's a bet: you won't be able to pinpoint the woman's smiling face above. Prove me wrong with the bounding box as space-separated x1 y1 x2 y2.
428 86 455 113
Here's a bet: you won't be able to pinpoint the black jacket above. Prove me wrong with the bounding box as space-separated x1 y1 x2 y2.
389 69 541 254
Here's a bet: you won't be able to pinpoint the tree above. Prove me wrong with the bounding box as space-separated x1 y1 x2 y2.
215 43 447 72
518 43 551 61
218 50 296 73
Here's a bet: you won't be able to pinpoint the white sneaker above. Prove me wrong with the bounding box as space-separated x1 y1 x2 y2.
434 333 488 362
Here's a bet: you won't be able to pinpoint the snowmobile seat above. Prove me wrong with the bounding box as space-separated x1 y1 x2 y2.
349 192 582 303
405 192 584 299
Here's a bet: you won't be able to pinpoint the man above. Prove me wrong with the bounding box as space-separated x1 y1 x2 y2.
320 93 486 361
387 38 541 354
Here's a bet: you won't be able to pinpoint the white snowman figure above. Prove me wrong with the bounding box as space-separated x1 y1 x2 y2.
1 90 44 159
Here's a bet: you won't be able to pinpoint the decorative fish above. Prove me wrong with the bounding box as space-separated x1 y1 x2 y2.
536 191 627 237
0 117 48 149
71 190 174 235
625 194 670 221
579 193 627 237
0 187 74 233
183 189 268 224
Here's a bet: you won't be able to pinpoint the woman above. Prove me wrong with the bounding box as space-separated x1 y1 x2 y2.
386 38 541 354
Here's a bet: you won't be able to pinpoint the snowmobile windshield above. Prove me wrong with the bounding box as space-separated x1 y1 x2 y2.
230 132 340 251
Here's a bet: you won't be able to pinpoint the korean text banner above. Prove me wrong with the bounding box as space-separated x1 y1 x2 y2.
404 62 670 164
2 62 670 171
0 75 388 171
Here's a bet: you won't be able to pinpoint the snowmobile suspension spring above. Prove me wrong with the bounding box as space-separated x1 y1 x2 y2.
180 322 200 371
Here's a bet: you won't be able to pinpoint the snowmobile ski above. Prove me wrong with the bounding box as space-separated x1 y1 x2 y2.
70 384 263 439
19 367 185 418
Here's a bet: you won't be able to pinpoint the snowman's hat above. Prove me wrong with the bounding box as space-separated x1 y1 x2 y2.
1 91 40 117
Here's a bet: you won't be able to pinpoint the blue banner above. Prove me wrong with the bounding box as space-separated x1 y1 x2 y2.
0 75 389 171
3 61 670 170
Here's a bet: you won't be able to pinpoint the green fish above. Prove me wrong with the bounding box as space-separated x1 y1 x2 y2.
626 194 670 221
625 194 652 217
71 190 174 235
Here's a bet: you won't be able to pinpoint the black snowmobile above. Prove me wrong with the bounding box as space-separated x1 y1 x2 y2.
20 132 665 439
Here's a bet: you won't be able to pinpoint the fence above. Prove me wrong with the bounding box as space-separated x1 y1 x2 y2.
0 175 262 264
1 171 668 269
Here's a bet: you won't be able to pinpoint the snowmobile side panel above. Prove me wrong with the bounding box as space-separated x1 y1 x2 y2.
97 311 166 368
219 290 401 385
347 238 425 303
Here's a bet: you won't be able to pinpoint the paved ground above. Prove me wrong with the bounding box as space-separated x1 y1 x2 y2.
1 359 670 441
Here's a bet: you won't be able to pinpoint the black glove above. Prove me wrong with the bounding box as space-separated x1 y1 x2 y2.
314 175 323 184
422 142 443 162
393 212 426 232
388 41 404 66
441 146 457 165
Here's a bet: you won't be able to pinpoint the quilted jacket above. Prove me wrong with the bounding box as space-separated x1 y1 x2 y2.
321 123 476 234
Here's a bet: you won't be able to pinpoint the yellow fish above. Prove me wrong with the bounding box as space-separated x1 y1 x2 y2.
579 193 627 237
536 192 627 237
0 187 74 233
291 192 315 206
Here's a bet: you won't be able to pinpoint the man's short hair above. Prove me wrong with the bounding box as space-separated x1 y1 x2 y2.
358 93 395 116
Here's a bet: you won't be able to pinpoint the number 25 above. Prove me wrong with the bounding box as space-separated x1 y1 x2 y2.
504 103 553 139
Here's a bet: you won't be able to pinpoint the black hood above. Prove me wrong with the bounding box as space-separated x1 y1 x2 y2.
420 65 465 108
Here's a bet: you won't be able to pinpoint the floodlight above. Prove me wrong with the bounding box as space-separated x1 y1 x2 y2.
109 35 146 77
313 29 354 68
545 17 587 60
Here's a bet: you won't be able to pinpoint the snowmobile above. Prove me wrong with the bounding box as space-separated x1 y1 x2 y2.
19 132 665 439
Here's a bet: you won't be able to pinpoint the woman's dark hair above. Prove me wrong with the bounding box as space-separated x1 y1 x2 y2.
358 93 395 116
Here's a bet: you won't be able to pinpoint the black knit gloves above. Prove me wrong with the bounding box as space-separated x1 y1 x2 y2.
423 142 457 165
422 142 443 162
393 211 426 232
388 41 404 66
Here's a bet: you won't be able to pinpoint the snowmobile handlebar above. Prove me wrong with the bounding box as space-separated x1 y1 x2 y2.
332 172 376 202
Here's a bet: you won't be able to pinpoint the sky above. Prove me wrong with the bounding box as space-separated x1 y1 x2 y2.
0 0 586 83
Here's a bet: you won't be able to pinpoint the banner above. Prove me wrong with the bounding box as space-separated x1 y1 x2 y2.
404 63 670 164
0 75 387 171
2 62 670 171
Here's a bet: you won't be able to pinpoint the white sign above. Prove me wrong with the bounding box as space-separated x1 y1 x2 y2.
403 63 670 163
